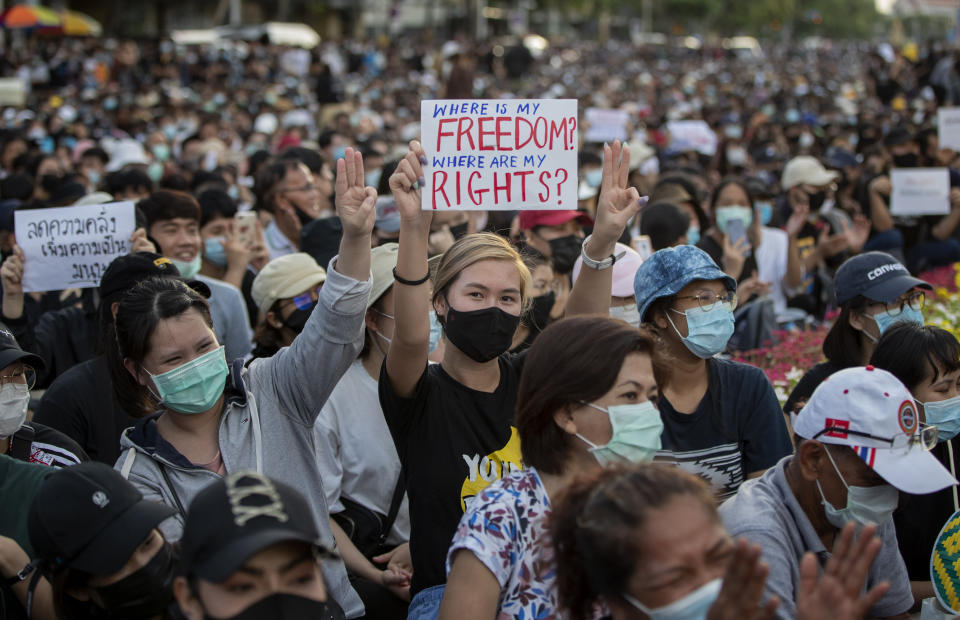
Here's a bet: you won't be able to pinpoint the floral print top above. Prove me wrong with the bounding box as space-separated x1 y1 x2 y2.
446 468 556 620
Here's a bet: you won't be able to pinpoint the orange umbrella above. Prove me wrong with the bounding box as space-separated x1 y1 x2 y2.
0 5 61 29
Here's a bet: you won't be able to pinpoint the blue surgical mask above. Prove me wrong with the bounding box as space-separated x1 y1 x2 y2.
924 395 960 440
147 162 164 183
227 185 239 201
871 305 923 336
146 346 229 414
757 201 774 225
817 446 899 527
715 205 754 234
365 169 382 189
204 237 227 267
575 401 663 466
666 303 735 358
86 170 101 188
624 578 722 620
170 254 202 279
686 226 700 245
333 146 347 161
152 143 171 162
162 124 178 140
428 311 443 353
585 168 603 188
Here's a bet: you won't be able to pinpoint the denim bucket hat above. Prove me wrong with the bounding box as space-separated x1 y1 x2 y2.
634 245 736 321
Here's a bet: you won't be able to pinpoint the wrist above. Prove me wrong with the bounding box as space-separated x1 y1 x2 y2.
585 235 617 260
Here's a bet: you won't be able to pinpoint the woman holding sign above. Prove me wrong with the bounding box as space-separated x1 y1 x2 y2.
380 139 642 619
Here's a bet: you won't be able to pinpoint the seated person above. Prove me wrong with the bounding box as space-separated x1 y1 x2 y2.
720 365 956 619
639 201 691 250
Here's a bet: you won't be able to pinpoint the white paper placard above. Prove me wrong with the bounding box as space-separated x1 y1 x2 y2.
585 108 630 143
420 99 578 210
666 120 718 156
890 168 950 216
15 201 136 292
939 108 960 151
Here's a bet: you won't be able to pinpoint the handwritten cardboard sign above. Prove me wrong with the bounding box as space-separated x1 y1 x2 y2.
420 99 578 210
15 201 136 292
666 120 718 156
890 168 950 216
585 108 630 143
939 108 960 151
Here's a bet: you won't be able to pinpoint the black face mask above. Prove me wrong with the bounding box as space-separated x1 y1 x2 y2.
449 221 469 240
892 153 919 168
92 541 176 618
806 190 827 211
528 291 555 331
39 173 63 194
206 592 345 620
442 301 521 362
546 234 582 274
293 205 317 226
281 299 316 334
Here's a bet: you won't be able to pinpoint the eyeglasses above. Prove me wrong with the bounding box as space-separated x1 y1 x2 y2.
0 365 35 390
281 183 319 194
880 291 925 316
812 424 938 452
673 291 738 313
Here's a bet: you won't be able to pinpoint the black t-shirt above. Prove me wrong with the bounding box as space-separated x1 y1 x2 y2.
32 356 137 465
894 437 960 581
654 358 793 501
378 355 525 595
783 360 848 416
6 422 87 467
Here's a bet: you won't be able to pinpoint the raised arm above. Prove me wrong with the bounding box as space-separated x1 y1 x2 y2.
566 141 643 317
334 148 377 281
385 141 434 398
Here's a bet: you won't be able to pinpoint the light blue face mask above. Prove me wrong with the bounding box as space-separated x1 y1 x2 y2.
715 205 753 234
924 395 960 440
575 400 663 466
666 302 735 358
170 254 202 279
871 305 923 337
686 226 700 246
333 145 347 161
816 445 899 527
147 162 164 183
428 311 443 353
585 168 603 189
623 578 722 620
756 201 774 226
152 143 171 163
86 170 101 188
204 237 227 267
365 169 382 189
146 346 229 414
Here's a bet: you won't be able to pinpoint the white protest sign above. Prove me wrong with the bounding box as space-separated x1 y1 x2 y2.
421 99 578 211
15 201 136 292
585 107 630 143
666 120 718 156
939 108 960 151
890 168 950 216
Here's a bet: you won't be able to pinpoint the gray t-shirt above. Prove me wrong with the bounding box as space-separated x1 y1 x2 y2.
718 456 913 619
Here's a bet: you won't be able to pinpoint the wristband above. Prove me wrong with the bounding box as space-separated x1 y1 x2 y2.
392 267 430 286
4 560 37 587
580 235 626 271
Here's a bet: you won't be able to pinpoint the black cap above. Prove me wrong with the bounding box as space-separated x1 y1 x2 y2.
825 147 859 170
179 471 324 583
99 252 211 301
28 462 175 574
0 328 43 372
834 252 933 306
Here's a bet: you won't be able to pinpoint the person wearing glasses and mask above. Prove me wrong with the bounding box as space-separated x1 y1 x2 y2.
256 159 335 261
633 244 793 499
0 330 85 467
784 252 931 415
720 366 956 619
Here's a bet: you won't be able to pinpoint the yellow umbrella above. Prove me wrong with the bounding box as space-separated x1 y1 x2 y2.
60 10 102 36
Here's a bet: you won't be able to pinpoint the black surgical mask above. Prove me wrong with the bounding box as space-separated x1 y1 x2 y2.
449 221 469 240
39 173 63 194
806 190 827 211
207 592 345 620
892 153 919 168
293 205 317 226
442 301 521 362
528 291 555 331
546 234 582 274
92 541 176 618
281 300 316 334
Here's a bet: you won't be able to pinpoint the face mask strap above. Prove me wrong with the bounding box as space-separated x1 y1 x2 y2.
664 309 686 340
822 444 851 492
621 592 652 614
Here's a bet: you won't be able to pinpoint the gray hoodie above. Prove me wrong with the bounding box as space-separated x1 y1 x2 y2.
114 261 369 618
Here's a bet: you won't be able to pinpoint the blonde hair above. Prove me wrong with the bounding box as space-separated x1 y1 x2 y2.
432 232 532 312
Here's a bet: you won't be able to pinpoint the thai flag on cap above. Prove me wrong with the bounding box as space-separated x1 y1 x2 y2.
854 446 876 468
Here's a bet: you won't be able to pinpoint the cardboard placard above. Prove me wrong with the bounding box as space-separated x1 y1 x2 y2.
890 168 950 216
585 107 630 143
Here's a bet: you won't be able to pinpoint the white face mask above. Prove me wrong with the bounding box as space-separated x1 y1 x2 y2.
816 445 899 527
624 578 722 620
0 383 29 438
609 303 641 327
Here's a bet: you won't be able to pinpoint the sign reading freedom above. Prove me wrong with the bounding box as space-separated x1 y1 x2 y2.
420 99 578 211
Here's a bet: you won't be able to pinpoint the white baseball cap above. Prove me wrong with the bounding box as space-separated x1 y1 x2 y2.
781 156 839 190
572 242 643 298
369 243 398 310
794 366 957 494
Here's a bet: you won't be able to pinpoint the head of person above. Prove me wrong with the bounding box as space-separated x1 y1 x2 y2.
432 232 532 363
175 471 334 620
650 174 709 244
79 146 109 189
550 463 727 620
871 322 960 440
0 329 42 441
823 252 932 366
790 366 956 532
28 462 177 620
634 245 737 361
373 195 401 246
138 190 204 278
110 277 226 418
884 127 919 169
824 146 862 194
709 177 758 241
572 243 643 327
197 189 239 269
518 210 592 275
519 247 556 334
639 202 691 250
362 243 402 359
517 317 664 476
255 159 326 224
781 155 838 213
251 253 327 351
105 168 154 202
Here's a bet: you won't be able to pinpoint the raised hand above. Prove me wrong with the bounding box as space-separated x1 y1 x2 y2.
1 245 25 298
591 141 643 254
389 141 433 228
722 234 749 280
785 201 809 239
129 228 156 254
707 539 779 620
335 146 377 238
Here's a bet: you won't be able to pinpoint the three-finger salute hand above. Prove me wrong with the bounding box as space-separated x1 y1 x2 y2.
336 146 377 237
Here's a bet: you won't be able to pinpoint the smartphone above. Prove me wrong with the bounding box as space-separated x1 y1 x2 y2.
632 235 653 260
726 218 747 250
235 211 258 248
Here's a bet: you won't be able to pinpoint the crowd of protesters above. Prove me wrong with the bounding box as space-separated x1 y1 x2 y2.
2 29 960 620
